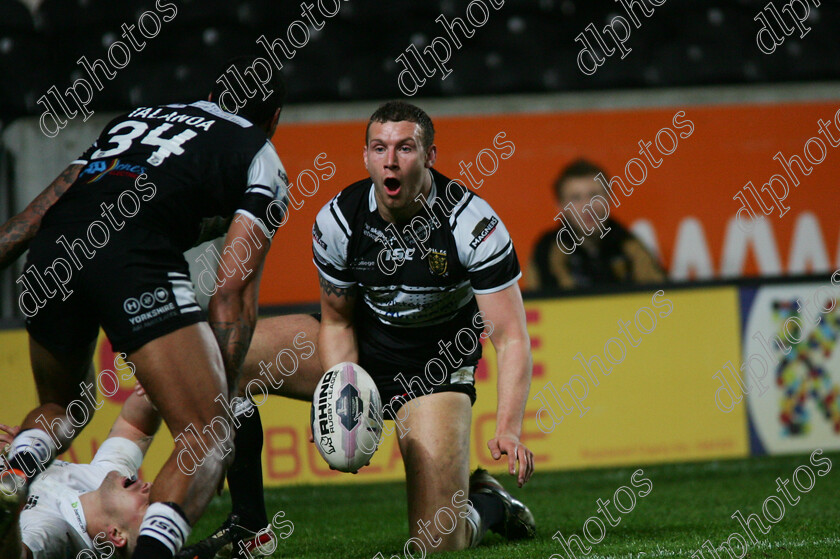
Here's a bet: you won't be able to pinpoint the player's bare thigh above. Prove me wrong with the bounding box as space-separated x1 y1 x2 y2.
20 337 97 448
128 322 227 431
397 391 473 552
28 337 97 407
239 314 322 401
127 322 231 519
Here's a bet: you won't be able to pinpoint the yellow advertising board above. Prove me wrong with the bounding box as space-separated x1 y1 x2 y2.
522 287 747 470
0 286 747 487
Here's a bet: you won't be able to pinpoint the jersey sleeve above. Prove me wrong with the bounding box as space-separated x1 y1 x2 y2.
72 113 125 165
71 140 100 166
312 195 355 287
89 437 144 477
452 194 522 294
235 141 289 239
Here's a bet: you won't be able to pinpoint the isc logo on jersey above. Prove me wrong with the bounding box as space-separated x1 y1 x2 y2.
381 247 415 261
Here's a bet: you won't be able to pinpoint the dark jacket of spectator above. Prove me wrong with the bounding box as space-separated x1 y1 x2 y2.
526 218 665 291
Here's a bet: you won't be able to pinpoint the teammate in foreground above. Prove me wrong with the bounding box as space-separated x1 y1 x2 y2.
185 101 535 557
1 386 160 559
0 56 289 559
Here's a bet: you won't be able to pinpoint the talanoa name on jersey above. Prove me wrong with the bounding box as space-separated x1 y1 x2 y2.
126 107 216 130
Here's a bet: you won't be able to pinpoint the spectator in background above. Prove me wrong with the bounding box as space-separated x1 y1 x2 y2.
525 159 665 291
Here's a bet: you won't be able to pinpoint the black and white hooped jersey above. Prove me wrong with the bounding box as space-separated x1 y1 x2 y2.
41 100 288 251
312 168 521 374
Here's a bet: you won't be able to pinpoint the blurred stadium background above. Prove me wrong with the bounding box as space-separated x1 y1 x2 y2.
2 0 840 556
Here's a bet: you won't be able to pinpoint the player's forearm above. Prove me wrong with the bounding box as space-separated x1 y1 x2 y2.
116 391 161 442
318 321 358 369
317 274 359 369
0 164 81 270
209 289 258 388
0 212 40 270
494 337 533 436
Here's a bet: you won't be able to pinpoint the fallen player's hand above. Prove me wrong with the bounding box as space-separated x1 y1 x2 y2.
0 423 21 454
487 433 534 488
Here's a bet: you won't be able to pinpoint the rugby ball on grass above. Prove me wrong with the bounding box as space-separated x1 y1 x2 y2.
311 362 383 472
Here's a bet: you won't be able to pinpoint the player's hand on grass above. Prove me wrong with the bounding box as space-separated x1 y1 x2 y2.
0 423 21 455
487 433 534 488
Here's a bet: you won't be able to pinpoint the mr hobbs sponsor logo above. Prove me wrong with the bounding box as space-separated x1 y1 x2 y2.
124 287 177 327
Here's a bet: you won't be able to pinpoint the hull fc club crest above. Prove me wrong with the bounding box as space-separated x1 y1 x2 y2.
428 250 448 276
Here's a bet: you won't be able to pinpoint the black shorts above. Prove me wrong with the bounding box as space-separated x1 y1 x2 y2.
24 225 204 355
374 365 477 421
309 312 477 420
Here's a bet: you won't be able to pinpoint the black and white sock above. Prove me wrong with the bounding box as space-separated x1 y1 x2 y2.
134 502 191 559
4 429 57 484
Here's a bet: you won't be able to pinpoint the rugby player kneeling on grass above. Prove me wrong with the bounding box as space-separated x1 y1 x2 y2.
183 101 536 558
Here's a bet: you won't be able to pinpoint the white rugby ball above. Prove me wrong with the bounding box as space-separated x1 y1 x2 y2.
311 362 383 472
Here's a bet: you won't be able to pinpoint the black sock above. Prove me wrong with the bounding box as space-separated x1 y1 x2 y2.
132 535 172 559
228 406 267 530
470 492 506 532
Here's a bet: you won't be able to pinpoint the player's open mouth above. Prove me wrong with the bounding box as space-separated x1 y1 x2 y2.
384 178 401 196
123 477 138 488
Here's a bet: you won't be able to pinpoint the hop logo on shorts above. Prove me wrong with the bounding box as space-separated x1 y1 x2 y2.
124 298 141 315
124 289 169 315
140 293 155 308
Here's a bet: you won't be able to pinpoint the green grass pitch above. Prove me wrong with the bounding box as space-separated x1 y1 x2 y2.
190 452 840 558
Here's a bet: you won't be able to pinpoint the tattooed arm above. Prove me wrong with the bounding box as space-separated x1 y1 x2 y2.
0 164 82 270
318 273 358 369
208 213 271 393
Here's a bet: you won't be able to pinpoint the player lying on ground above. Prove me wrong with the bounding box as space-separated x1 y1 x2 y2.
0 386 160 559
181 101 536 558
0 56 289 559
